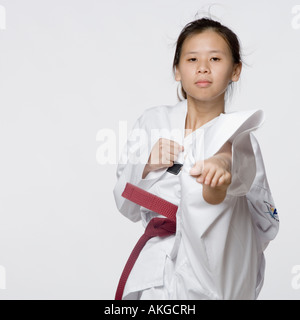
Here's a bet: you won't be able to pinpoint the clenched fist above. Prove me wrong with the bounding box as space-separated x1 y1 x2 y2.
189 141 232 205
142 138 184 178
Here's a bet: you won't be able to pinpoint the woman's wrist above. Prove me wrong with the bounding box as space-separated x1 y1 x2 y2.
213 153 232 172
202 183 228 204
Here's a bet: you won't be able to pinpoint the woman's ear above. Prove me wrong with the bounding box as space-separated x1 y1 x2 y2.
231 62 242 82
175 66 181 82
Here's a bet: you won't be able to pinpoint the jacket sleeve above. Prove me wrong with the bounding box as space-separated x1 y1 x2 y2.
227 128 279 250
221 110 279 249
226 111 264 197
245 134 279 250
113 111 167 222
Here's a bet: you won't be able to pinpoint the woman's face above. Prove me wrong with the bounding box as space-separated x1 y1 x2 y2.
175 30 242 102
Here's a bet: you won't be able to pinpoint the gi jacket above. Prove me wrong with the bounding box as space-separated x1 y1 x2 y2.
113 99 279 300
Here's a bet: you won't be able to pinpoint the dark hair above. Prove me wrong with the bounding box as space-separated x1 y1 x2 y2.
172 17 242 100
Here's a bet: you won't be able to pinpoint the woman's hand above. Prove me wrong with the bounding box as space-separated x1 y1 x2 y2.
189 141 232 204
190 155 231 188
142 138 184 179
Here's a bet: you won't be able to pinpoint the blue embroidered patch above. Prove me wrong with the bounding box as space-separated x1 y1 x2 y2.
263 201 279 222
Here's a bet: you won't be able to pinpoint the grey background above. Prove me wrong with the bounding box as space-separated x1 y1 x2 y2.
0 0 299 299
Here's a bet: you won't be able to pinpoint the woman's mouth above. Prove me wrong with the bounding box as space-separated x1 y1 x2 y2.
195 80 212 88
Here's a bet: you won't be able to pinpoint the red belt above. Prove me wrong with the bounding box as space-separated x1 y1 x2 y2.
115 183 178 300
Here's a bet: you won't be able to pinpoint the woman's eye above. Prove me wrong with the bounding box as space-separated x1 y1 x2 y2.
211 57 220 62
188 58 197 62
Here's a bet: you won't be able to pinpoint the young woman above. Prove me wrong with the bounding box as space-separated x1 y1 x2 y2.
113 17 279 300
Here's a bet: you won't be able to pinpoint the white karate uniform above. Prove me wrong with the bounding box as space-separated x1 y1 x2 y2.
113 99 279 300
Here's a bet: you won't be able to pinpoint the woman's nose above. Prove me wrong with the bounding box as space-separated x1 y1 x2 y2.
196 62 210 73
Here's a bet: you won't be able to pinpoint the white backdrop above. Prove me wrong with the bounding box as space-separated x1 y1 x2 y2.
0 0 299 300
